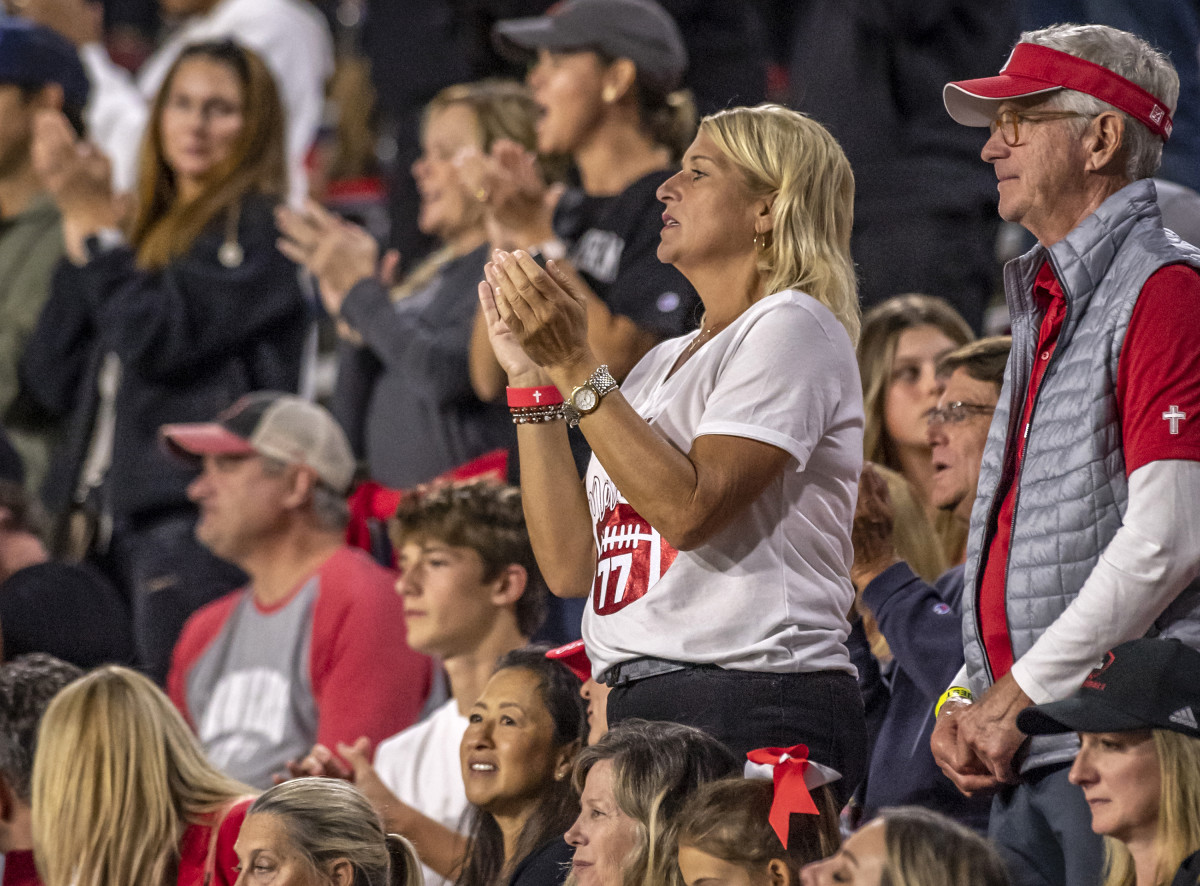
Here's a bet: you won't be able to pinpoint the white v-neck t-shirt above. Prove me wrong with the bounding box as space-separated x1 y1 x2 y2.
582 289 863 677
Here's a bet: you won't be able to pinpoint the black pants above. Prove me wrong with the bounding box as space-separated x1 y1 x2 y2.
607 667 867 807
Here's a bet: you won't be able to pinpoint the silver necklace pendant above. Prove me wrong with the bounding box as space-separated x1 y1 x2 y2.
218 240 244 268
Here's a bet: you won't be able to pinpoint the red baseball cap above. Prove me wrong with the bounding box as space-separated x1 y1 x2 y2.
944 42 1173 140
545 639 592 683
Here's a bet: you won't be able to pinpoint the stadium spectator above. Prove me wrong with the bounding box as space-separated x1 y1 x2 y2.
237 779 422 886
676 774 842 885
471 0 703 472
857 295 975 564
478 103 866 796
0 653 81 886
932 23 1200 886
277 80 542 487
567 720 739 886
289 481 544 886
31 666 254 886
293 648 588 886
0 480 133 668
800 806 1011 886
17 0 332 200
163 392 431 788
1018 638 1200 886
19 40 308 684
0 19 88 493
851 337 1011 831
455 649 586 886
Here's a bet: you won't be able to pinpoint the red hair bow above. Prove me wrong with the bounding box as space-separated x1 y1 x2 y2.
745 745 818 848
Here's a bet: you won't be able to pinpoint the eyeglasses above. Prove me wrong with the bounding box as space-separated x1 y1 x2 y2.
989 109 1095 147
927 401 996 427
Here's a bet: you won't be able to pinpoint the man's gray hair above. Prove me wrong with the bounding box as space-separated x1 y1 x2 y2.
1022 23 1179 182
260 457 350 532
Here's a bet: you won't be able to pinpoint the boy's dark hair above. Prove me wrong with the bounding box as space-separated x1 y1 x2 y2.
390 481 547 636
0 653 83 802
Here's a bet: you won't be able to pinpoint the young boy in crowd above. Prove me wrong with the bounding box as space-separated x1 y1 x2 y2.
291 481 544 885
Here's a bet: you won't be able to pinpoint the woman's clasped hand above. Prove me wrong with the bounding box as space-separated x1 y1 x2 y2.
481 251 593 375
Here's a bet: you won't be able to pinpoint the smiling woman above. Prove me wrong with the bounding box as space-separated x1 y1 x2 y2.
457 648 587 886
275 79 543 487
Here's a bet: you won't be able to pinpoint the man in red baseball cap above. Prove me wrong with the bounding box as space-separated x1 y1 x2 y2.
930 23 1200 886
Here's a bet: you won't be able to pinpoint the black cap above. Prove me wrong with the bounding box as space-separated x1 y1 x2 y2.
1017 638 1200 739
492 0 687 96
0 19 89 108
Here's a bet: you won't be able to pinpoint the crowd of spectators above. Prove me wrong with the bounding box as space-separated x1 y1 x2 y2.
0 1 1198 886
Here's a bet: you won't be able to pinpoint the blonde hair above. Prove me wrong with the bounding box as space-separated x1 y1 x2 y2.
880 807 1011 886
31 666 252 886
250 779 423 886
130 40 287 270
568 721 739 886
1102 730 1200 886
393 79 547 303
699 104 860 344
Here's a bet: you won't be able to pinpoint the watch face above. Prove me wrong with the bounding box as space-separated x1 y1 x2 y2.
573 385 599 413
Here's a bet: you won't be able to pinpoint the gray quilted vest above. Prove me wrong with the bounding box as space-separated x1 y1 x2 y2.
961 179 1200 770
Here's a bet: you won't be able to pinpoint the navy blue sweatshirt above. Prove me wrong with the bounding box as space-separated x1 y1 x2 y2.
856 561 992 831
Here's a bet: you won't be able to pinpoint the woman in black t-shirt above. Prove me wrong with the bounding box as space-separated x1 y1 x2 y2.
468 0 701 407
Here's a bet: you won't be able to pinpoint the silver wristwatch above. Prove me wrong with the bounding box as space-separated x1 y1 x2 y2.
563 364 618 427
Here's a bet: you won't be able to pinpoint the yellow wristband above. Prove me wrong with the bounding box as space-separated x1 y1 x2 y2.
935 686 974 719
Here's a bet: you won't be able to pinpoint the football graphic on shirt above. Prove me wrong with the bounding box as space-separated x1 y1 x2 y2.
592 503 678 615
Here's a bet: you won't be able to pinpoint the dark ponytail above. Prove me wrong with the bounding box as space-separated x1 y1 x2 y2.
640 87 697 161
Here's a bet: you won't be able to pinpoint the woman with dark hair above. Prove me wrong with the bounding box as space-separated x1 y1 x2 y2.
468 0 703 460
21 39 308 682
458 647 586 886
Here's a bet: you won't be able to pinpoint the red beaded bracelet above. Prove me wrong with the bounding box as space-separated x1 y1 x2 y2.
506 385 563 408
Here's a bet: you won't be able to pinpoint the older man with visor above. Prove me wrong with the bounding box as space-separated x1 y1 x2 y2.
929 24 1200 886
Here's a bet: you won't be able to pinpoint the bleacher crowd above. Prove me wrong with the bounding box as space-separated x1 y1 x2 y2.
0 1 1198 885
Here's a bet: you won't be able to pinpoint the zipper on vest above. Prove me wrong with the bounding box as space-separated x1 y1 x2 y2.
989 258 1073 684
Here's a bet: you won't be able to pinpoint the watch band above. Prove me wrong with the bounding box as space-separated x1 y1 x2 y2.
565 364 618 427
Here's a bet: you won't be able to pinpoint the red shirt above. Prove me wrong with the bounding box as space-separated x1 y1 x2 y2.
977 261 1200 679
2 851 42 886
177 797 253 886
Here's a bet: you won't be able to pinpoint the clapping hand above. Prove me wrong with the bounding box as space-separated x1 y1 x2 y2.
276 199 395 317
482 250 592 378
32 110 120 262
